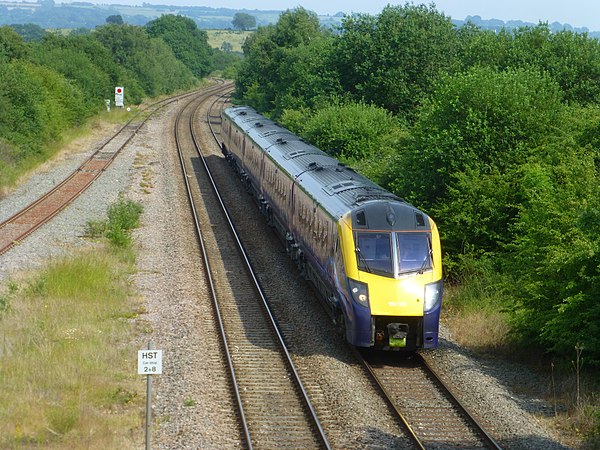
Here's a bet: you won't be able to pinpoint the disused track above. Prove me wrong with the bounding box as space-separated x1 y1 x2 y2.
0 85 223 255
175 84 330 449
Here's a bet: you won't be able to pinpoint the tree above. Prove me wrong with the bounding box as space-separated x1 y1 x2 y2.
0 26 28 61
334 4 459 117
95 24 196 100
146 14 212 78
456 23 600 106
211 47 242 78
9 24 46 42
397 67 566 259
106 15 124 25
509 25 600 105
232 12 256 31
235 8 337 114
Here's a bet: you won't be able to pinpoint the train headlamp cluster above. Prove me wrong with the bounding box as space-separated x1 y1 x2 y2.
348 279 369 307
424 280 443 312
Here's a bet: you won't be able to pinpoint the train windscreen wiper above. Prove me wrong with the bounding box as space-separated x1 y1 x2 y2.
417 240 433 274
355 247 372 273
417 251 432 274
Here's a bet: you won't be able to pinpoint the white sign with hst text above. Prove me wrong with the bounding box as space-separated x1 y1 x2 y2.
138 349 163 375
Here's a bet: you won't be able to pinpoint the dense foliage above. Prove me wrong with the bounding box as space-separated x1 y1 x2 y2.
146 15 213 78
235 8 338 115
399 67 566 256
235 6 600 368
0 19 211 187
335 4 459 116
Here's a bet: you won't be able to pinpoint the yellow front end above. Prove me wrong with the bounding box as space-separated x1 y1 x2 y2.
359 272 428 317
337 212 444 349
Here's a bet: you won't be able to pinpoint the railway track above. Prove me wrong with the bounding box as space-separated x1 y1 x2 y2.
175 84 330 449
357 350 503 449
0 85 223 255
202 96 506 448
201 100 504 449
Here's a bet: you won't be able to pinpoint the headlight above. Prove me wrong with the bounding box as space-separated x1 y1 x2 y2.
348 278 369 307
424 280 443 312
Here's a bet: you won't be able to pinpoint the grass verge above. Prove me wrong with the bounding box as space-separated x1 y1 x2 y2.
442 264 600 447
0 109 135 198
0 199 146 448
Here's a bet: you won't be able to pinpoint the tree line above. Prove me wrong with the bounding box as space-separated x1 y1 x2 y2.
0 1 277 29
234 5 600 368
0 15 239 188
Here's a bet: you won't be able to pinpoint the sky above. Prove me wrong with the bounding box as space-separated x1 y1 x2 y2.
56 0 600 31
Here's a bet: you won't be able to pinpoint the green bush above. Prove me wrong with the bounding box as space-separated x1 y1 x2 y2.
507 146 600 365
280 101 404 186
397 66 566 261
289 101 401 160
85 198 143 249
0 60 87 151
107 198 143 231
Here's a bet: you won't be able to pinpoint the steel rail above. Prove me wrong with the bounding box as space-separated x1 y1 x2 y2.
203 88 331 449
172 85 256 448
359 349 504 450
351 347 426 449
418 353 504 450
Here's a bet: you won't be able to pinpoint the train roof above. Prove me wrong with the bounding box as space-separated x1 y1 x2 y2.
224 106 430 230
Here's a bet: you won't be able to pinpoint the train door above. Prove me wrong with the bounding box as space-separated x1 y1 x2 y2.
241 136 247 170
290 178 299 238
332 235 351 336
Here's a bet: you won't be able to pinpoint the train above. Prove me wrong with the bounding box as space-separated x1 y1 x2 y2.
220 106 443 351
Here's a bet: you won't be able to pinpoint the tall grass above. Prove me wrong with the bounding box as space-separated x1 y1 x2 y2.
0 251 145 448
443 256 600 446
0 198 146 448
442 256 513 354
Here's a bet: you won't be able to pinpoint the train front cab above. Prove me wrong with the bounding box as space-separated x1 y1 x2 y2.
337 204 443 351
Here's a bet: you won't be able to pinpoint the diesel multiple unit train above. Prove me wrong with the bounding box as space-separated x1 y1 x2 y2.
221 106 443 350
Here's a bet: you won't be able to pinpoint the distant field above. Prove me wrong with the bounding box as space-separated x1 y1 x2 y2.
207 30 252 52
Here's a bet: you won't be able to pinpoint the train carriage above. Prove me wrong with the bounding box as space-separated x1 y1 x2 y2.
221 106 443 350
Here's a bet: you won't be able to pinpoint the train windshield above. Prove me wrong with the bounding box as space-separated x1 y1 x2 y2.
354 231 432 277
354 232 393 276
396 232 432 275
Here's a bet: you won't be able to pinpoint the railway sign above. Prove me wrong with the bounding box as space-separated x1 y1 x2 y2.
139 343 161 450
138 349 163 375
115 86 124 107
